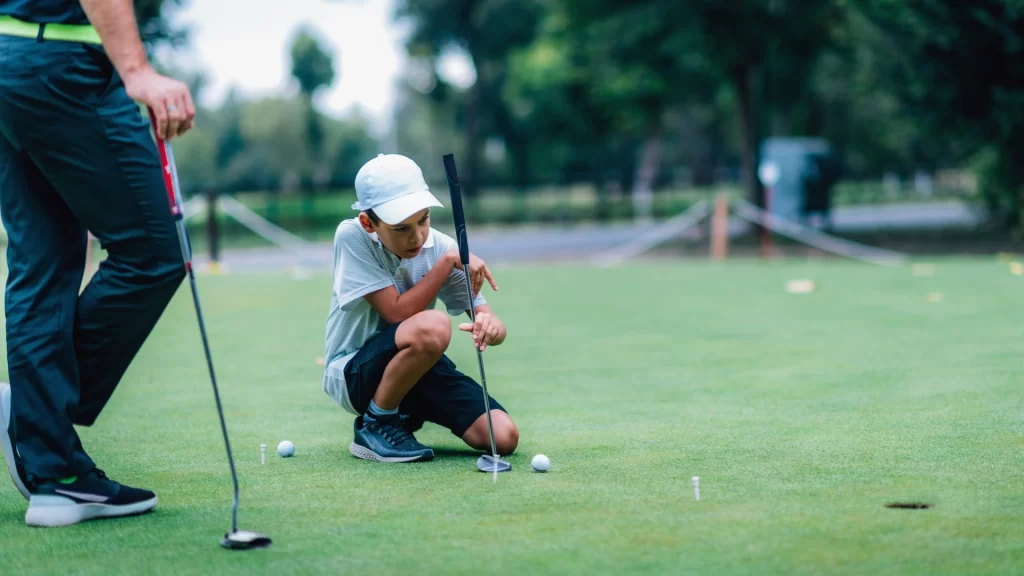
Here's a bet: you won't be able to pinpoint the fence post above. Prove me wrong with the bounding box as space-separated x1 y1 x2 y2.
207 188 221 273
711 193 729 261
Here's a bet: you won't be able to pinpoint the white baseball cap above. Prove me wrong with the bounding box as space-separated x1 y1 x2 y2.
352 154 443 225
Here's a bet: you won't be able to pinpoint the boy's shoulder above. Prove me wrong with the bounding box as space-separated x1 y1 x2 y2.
424 227 456 258
334 218 366 244
428 226 454 246
333 219 381 257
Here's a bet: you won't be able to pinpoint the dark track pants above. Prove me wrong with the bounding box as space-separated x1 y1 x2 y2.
0 35 185 483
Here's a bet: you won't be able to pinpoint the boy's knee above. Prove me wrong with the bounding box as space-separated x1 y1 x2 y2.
409 310 451 356
495 422 519 455
463 412 517 454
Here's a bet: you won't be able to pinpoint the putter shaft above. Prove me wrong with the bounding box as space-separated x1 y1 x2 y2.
463 273 499 463
165 142 241 534
443 153 503 479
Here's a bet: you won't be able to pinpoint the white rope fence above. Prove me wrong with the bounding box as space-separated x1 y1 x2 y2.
215 195 316 262
178 194 317 271
731 198 908 268
182 195 206 220
591 196 909 268
591 200 711 267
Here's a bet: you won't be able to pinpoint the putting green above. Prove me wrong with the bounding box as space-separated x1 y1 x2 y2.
1 258 1022 574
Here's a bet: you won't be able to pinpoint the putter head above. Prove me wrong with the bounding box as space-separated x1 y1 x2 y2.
477 454 511 473
221 530 272 550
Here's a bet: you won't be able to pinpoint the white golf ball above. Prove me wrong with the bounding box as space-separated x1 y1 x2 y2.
277 440 295 458
531 454 550 472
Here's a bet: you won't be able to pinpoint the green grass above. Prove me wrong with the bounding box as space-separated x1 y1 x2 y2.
1 257 1023 574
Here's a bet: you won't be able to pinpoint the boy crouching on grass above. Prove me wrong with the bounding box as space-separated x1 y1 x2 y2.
322 153 518 463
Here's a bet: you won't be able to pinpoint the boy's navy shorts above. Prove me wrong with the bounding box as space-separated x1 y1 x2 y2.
343 322 507 438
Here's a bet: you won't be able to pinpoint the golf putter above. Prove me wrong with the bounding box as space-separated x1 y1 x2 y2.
149 109 272 550
442 154 511 480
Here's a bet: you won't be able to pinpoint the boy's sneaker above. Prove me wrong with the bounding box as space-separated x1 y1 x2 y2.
350 413 434 463
0 382 31 500
25 469 157 527
400 413 424 433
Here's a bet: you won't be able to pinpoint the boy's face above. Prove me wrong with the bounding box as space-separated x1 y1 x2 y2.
360 208 431 258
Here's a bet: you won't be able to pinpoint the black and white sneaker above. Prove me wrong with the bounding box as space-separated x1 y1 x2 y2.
0 381 30 500
25 469 157 527
350 413 434 463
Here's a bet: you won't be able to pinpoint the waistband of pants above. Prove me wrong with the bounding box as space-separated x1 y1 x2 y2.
0 15 101 45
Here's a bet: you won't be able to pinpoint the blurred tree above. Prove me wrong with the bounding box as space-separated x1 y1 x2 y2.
235 96 310 190
393 76 467 187
855 0 1024 229
168 122 217 196
559 1 726 218
328 114 380 187
215 88 247 179
394 0 544 196
290 28 337 96
503 6 632 217
563 0 845 212
289 26 338 224
289 26 337 172
134 0 189 48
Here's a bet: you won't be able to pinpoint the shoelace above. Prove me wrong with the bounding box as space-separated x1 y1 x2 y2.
369 420 416 447
91 469 121 488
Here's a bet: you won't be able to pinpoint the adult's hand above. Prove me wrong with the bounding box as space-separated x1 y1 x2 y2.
79 0 196 140
122 67 195 141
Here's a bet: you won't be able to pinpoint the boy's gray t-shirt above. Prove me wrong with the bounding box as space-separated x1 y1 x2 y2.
322 219 486 414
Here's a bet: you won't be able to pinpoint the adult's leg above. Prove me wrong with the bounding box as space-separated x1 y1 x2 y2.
1 39 184 432
0 128 93 484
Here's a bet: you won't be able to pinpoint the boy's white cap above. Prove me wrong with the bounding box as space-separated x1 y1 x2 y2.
352 154 443 225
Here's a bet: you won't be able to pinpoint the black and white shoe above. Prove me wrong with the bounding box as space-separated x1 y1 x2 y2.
0 381 31 500
25 469 157 527
350 413 434 463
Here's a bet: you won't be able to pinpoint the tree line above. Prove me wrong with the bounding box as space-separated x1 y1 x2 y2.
143 0 1024 229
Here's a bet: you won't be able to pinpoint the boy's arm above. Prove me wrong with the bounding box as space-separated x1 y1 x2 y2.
458 304 506 352
363 252 458 325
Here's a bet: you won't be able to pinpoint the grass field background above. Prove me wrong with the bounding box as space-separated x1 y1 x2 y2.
1 258 1022 574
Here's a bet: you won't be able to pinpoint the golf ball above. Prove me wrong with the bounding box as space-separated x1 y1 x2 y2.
277 440 295 458
531 454 550 472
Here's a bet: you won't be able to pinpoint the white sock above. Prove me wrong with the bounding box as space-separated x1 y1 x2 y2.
368 399 398 417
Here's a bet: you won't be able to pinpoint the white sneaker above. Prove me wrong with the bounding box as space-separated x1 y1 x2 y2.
25 469 157 528
0 382 31 499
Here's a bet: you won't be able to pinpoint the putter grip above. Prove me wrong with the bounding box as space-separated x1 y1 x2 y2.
443 154 470 265
146 106 160 140
146 106 177 213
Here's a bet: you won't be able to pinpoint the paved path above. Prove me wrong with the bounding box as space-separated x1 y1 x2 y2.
193 201 983 272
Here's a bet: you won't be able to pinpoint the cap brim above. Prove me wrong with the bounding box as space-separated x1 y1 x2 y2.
372 190 444 225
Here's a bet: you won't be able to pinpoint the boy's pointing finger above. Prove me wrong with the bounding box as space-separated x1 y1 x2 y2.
484 267 498 291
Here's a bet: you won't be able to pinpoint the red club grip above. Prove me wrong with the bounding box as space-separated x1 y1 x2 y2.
147 106 177 215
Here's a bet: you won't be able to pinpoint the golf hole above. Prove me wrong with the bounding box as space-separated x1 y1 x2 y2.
884 502 933 510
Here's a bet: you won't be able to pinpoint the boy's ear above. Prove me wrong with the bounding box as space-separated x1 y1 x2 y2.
358 212 375 233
